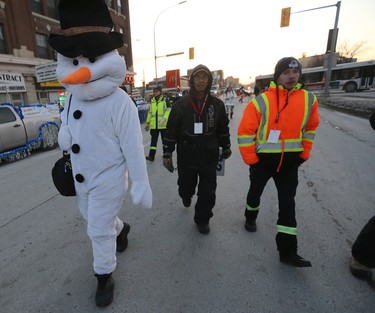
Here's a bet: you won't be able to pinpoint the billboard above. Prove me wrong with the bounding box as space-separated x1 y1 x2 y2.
166 69 180 88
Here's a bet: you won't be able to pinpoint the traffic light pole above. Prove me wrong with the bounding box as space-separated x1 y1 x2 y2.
323 1 341 96
281 1 341 96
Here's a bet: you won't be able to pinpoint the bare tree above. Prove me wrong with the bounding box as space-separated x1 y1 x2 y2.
337 39 367 63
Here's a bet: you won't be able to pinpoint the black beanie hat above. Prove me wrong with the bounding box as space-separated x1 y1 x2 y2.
153 86 162 93
274 57 302 82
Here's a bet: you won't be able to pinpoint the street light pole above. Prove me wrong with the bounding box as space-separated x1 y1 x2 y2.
153 1 187 85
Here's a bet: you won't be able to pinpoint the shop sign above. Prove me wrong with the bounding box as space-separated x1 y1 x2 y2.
0 72 26 93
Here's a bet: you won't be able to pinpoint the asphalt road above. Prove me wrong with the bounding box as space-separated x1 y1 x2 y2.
0 96 374 313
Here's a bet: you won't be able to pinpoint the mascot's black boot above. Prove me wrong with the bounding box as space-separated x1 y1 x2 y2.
116 222 130 252
95 273 114 307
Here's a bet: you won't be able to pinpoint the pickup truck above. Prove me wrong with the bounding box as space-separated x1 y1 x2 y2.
0 103 61 162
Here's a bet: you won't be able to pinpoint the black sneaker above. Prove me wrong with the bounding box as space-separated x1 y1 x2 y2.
197 223 210 234
145 156 154 161
245 219 257 232
116 222 130 252
279 252 312 267
182 197 191 207
95 273 114 307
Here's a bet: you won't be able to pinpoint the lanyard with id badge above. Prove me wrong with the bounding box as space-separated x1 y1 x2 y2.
191 94 208 135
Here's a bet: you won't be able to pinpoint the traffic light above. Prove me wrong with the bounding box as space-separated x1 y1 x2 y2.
280 7 291 28
189 47 194 60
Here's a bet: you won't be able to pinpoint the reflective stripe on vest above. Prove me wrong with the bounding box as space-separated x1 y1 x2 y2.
277 224 297 236
254 94 269 142
238 135 255 147
301 91 317 141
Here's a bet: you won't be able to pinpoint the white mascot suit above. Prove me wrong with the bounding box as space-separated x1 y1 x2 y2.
48 0 152 307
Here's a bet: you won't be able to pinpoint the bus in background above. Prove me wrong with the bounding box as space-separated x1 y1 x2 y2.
255 59 375 93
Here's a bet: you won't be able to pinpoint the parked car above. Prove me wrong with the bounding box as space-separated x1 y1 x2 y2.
0 103 61 162
131 97 150 124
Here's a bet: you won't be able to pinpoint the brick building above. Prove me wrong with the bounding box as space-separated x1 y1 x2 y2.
0 0 134 105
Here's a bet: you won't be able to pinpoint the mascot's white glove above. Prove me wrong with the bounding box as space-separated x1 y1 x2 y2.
144 123 150 131
57 124 72 151
158 118 166 126
131 182 152 209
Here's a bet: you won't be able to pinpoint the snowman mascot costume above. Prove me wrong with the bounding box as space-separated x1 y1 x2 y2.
49 0 152 307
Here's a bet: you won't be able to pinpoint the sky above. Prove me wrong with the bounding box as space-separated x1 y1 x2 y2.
128 0 375 87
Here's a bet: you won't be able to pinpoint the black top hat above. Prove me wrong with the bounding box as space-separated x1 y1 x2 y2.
48 0 124 58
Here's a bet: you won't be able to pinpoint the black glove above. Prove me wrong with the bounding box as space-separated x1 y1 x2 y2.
297 157 305 166
221 148 232 160
163 153 174 173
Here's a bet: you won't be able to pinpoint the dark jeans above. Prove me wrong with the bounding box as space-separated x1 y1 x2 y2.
352 215 375 268
245 154 300 253
148 129 166 158
177 163 217 225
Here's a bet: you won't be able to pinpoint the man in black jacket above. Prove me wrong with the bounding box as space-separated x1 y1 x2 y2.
163 64 232 234
350 112 375 281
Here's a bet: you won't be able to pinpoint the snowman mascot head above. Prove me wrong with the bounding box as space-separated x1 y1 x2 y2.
49 0 126 101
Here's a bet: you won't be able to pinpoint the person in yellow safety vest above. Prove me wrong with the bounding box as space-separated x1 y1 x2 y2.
145 86 171 161
238 57 320 268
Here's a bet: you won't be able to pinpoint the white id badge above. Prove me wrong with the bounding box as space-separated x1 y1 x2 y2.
267 130 281 143
194 122 203 134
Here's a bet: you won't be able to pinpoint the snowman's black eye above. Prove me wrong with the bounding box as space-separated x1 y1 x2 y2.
73 59 79 66
89 57 96 63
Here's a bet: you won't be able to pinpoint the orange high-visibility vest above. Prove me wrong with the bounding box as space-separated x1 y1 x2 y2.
238 82 320 166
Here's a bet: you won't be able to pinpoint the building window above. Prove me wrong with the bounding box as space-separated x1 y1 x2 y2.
107 0 114 9
117 0 123 14
29 0 43 14
36 33 49 59
47 0 59 19
0 25 7 54
37 91 49 104
10 93 27 106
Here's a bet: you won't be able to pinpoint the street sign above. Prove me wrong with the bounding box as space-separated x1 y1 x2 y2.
35 62 58 83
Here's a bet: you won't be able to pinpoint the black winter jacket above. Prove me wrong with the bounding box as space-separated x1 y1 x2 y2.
164 94 231 168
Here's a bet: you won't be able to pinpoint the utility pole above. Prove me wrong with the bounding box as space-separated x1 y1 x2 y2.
324 1 341 96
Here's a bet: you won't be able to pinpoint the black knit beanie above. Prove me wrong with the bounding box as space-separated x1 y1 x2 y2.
274 57 302 82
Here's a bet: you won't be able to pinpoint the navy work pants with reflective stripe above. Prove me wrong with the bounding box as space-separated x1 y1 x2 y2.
245 154 299 253
148 128 166 158
177 163 217 225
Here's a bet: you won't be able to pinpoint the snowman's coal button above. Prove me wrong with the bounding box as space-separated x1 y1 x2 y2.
75 174 84 183
73 110 82 119
71 144 80 153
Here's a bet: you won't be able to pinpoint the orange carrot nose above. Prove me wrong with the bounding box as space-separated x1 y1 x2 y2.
61 67 91 84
